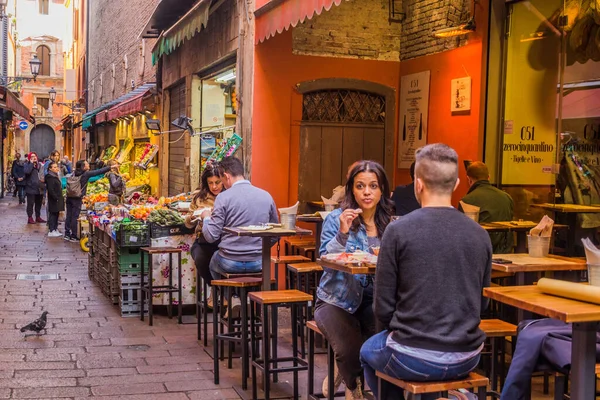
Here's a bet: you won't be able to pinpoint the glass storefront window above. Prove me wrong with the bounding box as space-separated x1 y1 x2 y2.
490 0 600 224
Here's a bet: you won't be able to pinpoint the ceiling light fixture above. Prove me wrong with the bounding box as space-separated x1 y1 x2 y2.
215 69 236 83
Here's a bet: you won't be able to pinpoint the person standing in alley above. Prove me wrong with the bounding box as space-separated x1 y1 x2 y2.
64 160 111 242
11 153 26 204
106 160 126 206
45 162 64 237
23 152 45 224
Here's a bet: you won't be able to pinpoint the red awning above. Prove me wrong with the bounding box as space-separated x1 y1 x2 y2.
0 87 30 120
107 91 150 121
255 0 348 44
95 110 108 124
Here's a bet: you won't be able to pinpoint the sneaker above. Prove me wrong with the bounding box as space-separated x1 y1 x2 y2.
48 231 61 237
63 235 71 241
322 362 343 397
68 236 79 243
345 378 364 400
27 217 35 224
36 217 46 223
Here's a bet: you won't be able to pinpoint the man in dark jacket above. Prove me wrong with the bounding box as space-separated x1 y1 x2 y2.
11 153 26 204
391 161 420 216
45 162 64 237
23 152 45 224
459 161 514 253
64 160 110 241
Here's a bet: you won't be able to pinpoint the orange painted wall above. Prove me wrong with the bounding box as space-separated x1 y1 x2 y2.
396 44 484 205
251 29 400 208
395 2 489 205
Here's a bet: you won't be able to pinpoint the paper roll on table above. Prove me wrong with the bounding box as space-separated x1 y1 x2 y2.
538 278 600 305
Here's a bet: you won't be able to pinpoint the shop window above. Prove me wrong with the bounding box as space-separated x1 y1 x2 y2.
36 45 51 76
35 97 50 117
39 0 49 15
487 0 600 244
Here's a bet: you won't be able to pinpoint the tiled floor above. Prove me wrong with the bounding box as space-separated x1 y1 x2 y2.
0 196 565 398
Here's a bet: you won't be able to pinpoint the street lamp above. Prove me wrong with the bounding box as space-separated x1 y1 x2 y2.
48 87 83 111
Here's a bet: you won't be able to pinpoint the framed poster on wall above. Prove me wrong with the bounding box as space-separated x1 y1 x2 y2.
398 71 430 169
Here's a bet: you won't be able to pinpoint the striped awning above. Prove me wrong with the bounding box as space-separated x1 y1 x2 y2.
255 0 349 44
151 0 211 65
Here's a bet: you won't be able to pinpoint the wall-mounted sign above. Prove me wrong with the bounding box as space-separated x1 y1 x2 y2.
398 71 430 169
450 77 471 112
18 120 29 131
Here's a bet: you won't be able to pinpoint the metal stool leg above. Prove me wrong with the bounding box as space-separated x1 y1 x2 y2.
240 288 249 390
251 299 258 400
148 253 154 326
291 303 299 400
213 285 220 384
168 253 173 319
140 251 145 322
178 252 182 323
262 303 271 399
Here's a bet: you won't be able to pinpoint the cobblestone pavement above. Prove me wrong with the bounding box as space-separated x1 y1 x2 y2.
0 196 555 399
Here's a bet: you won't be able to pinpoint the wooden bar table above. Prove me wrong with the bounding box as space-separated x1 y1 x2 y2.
485 221 569 253
532 203 600 255
297 214 324 255
484 285 600 400
317 258 377 275
223 226 313 291
492 254 586 321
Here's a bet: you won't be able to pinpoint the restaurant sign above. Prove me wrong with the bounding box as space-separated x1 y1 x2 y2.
398 71 430 169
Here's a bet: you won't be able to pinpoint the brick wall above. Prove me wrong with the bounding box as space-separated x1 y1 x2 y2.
87 0 159 110
291 0 471 62
292 0 401 61
401 0 470 61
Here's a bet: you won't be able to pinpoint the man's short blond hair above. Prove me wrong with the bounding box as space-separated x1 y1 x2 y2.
466 161 489 181
414 144 458 195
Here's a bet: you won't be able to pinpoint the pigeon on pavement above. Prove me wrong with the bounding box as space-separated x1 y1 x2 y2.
19 311 49 335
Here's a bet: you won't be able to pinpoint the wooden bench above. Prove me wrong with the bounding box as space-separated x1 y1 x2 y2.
377 371 488 400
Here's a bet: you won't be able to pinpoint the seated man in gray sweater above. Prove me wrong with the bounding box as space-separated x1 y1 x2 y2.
201 156 278 281
360 143 492 400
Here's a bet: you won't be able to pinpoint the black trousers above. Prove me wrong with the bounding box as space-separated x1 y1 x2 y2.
191 239 219 286
26 194 43 218
65 197 82 238
48 211 59 231
314 294 376 390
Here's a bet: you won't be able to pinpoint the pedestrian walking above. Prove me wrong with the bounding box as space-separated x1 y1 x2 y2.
23 152 45 224
45 162 64 237
11 153 26 204
64 160 110 241
62 156 73 174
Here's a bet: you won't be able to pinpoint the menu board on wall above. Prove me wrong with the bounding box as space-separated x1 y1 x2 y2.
398 71 430 169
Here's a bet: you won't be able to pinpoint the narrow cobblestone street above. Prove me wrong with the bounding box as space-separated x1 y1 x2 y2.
0 197 247 399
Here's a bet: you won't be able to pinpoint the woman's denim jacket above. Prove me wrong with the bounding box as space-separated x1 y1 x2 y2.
316 208 371 314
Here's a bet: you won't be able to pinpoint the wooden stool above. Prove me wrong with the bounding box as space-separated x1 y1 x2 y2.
197 270 265 345
307 320 342 400
284 237 315 256
287 262 323 358
250 290 313 400
140 247 182 326
271 255 311 289
480 318 517 395
376 371 489 400
212 277 263 391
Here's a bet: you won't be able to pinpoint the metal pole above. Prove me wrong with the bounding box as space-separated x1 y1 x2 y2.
1 10 6 86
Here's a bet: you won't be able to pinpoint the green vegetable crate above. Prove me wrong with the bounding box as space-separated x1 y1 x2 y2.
115 222 150 247
114 247 144 273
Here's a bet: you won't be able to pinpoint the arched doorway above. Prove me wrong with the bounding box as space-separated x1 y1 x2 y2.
296 79 396 204
30 124 55 160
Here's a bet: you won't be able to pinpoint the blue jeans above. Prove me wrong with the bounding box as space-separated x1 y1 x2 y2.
209 251 261 280
360 331 480 400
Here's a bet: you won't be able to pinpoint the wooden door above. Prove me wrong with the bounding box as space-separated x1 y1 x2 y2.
298 87 387 205
298 124 385 203
168 83 186 196
30 124 55 160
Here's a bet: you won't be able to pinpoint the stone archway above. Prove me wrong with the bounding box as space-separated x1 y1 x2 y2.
29 124 55 160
